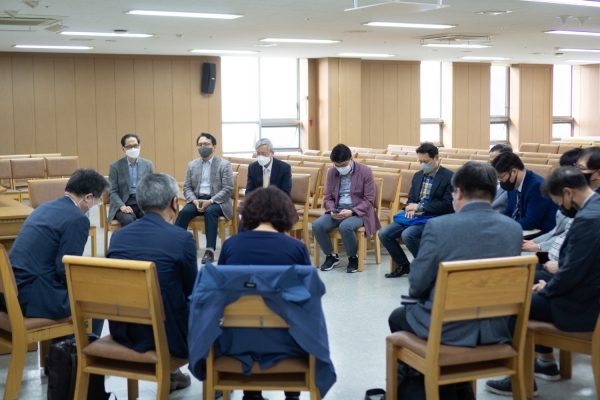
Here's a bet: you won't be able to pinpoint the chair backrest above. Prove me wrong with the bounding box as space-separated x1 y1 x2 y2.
446 153 471 160
45 156 79 178
399 169 416 197
290 174 311 219
356 152 370 159
519 143 540 152
63 256 170 365
0 160 12 180
0 245 26 338
387 144 403 153
291 166 321 198
469 154 489 161
301 161 326 172
558 144 580 154
28 178 69 209
439 148 458 154
303 150 321 156
374 154 398 160
10 158 46 180
228 157 254 165
441 158 466 166
442 164 462 172
283 159 302 167
222 295 288 328
396 155 419 162
521 152 548 159
427 256 537 364
0 155 30 160
538 144 559 154
389 150 408 156
546 159 561 169
525 163 553 178
372 167 401 173
476 150 490 155
547 154 562 160
321 151 331 157
408 162 422 170
456 149 479 155
364 159 387 168
366 148 387 154
230 163 240 172
373 172 402 216
31 153 61 158
384 161 411 170
521 157 548 165
237 164 249 194
373 178 383 218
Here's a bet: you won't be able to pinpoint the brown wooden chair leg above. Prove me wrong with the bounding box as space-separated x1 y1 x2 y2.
127 379 139 399
386 342 398 400
4 343 28 400
39 340 51 368
524 330 536 399
559 350 573 379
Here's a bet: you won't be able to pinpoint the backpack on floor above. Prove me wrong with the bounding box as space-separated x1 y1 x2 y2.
397 361 475 400
45 333 111 400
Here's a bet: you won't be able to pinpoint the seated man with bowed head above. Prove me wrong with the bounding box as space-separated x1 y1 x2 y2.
3 169 108 336
108 173 197 392
389 162 523 346
486 167 600 395
175 132 234 264
312 143 380 274
379 142 454 278
491 151 557 233
576 146 600 195
488 143 513 212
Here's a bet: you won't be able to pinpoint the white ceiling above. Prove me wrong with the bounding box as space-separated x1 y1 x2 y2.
2 0 600 64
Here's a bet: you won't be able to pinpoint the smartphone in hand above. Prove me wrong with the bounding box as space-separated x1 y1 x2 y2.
331 209 340 214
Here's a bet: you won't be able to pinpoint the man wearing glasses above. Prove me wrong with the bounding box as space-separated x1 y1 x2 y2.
107 134 154 227
175 133 234 264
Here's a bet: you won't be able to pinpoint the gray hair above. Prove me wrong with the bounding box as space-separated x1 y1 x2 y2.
255 138 273 152
137 173 179 211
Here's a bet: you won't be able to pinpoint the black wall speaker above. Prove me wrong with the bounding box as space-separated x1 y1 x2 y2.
201 62 216 94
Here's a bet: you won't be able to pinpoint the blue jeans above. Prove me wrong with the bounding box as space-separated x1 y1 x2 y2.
175 202 224 249
378 223 425 266
312 214 364 257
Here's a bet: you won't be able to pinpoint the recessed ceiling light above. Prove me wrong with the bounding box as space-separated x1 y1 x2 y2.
127 10 243 19
61 31 153 38
545 29 600 37
344 30 371 34
13 45 93 50
558 47 600 52
477 10 513 15
422 43 491 48
254 44 277 47
364 22 456 29
260 38 340 44
522 0 600 7
337 53 395 57
460 56 511 60
189 49 258 54
565 59 600 63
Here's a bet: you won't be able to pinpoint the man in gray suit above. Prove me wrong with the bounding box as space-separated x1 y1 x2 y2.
388 162 523 346
108 134 154 226
175 133 234 263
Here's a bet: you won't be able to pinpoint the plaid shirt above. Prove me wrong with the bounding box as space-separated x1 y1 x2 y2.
549 219 573 261
416 169 438 212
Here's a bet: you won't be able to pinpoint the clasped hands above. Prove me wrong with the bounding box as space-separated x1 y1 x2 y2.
193 199 211 213
119 205 133 214
330 209 353 220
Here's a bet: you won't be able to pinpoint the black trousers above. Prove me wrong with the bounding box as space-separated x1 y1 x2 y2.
388 306 417 335
115 194 145 226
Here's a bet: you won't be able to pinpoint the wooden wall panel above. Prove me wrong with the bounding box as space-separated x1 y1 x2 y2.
114 59 136 157
383 64 398 149
367 62 384 149
33 58 57 153
133 59 156 168
190 59 207 161
152 60 174 174
207 59 223 154
54 58 77 157
94 58 117 175
74 59 98 169
0 58 15 154
361 62 370 148
172 59 192 181
573 65 600 137
339 58 361 147
12 58 36 154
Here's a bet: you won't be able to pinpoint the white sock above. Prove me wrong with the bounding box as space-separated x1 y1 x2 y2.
207 247 215 252
537 356 556 366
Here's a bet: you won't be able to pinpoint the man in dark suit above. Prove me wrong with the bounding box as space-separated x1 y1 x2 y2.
488 143 512 212
576 146 600 194
107 133 154 226
492 152 557 232
379 142 454 278
486 167 600 395
388 162 523 346
5 169 108 335
108 173 198 393
246 138 292 196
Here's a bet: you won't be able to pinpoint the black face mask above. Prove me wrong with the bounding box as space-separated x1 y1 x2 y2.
559 194 579 218
583 172 593 185
499 170 517 191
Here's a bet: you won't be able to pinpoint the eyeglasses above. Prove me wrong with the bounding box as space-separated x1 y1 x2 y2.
196 143 213 148
124 144 140 150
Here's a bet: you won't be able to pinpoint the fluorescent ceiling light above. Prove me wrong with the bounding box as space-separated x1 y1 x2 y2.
522 0 600 7
365 22 456 29
260 38 340 44
565 59 600 63
127 10 243 19
422 43 491 48
559 47 600 52
60 31 153 38
460 56 511 60
190 49 258 54
545 30 600 37
337 53 395 57
14 45 93 50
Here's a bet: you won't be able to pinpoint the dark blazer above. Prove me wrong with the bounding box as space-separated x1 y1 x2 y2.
407 166 454 216
107 212 198 359
538 192 600 332
504 169 558 232
9 196 90 319
246 157 292 196
406 201 523 346
107 157 154 222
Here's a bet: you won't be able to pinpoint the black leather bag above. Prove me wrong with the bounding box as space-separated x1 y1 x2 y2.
45 333 111 400
397 361 475 400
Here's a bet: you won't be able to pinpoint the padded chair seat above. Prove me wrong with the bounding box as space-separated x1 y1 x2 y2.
386 331 518 367
380 208 392 224
0 312 71 332
82 335 158 364
16 188 28 194
527 320 593 341
294 204 304 212
308 208 326 218
213 356 309 374
110 220 121 228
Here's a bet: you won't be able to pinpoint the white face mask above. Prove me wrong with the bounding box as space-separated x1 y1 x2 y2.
336 164 352 175
126 148 140 159
78 197 100 219
257 155 271 167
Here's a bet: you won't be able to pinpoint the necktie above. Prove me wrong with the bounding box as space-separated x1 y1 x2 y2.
512 191 521 220
263 167 269 188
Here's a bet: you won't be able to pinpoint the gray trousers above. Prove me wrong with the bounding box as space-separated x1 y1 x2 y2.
312 214 364 257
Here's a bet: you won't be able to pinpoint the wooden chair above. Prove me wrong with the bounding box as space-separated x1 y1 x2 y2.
476 150 491 155
538 144 559 154
45 156 79 178
456 149 480 155
0 155 29 160
100 190 121 256
0 160 20 201
229 163 240 172
291 166 322 210
469 154 489 162
321 151 331 157
356 152 370 160
366 148 387 154
445 153 471 160
363 159 387 168
524 163 553 179
303 149 321 156
547 154 562 160
62 255 188 400
521 157 548 165
547 159 561 169
374 154 398 161
384 161 411 170
441 158 466 166
558 144 580 154
372 172 402 264
313 178 382 272
203 295 321 400
387 144 403 153
441 164 462 172
389 150 408 156
386 255 538 400
397 155 419 162
282 159 302 167
189 172 239 249
521 152 548 159
9 158 46 202
30 153 61 158
289 174 311 251
0 245 85 400
519 143 540 152
398 169 416 208
28 178 98 257
408 162 423 171
439 148 458 154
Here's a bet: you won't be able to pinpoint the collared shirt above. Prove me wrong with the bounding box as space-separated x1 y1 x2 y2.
417 167 438 212
337 162 354 210
128 159 138 194
199 157 213 197
549 219 573 261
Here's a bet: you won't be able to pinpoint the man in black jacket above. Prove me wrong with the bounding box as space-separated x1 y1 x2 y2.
246 138 292 196
379 142 454 278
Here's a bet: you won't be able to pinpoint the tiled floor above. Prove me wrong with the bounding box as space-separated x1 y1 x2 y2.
0 213 596 399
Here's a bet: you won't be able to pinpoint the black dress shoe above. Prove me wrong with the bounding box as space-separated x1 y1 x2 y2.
385 264 410 278
201 249 214 264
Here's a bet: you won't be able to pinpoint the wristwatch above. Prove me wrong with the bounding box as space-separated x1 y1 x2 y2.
536 244 541 251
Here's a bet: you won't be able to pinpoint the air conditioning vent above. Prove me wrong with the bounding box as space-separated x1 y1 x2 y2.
0 14 64 26
420 33 492 45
